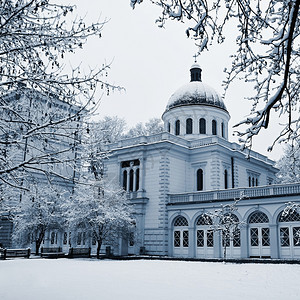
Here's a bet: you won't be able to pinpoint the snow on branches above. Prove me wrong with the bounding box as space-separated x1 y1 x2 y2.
0 1 122 190
204 199 245 259
65 175 135 258
131 0 300 149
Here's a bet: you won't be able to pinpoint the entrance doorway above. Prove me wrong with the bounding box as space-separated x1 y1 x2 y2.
248 211 270 258
173 216 189 257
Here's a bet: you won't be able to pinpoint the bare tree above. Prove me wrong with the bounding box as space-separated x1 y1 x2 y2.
0 1 121 191
131 1 300 149
205 199 244 259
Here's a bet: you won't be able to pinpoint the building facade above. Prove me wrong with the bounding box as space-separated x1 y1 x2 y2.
103 64 300 259
0 88 81 249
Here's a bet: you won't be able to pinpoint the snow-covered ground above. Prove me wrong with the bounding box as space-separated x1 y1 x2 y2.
0 259 300 300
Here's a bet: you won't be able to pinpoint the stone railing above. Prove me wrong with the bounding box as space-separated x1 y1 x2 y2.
168 183 300 204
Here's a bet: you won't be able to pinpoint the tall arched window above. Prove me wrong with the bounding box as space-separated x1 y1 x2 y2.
167 122 171 133
224 169 228 189
123 170 127 190
173 216 189 248
129 169 134 192
197 169 204 191
175 120 180 135
212 120 217 135
199 118 206 134
221 122 225 138
186 118 193 134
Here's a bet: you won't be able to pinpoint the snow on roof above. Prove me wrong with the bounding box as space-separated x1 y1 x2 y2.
166 81 227 111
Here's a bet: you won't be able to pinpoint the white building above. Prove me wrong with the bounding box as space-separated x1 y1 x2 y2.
103 64 300 259
0 88 81 249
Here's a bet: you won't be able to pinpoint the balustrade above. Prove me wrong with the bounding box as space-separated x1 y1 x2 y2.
169 183 300 204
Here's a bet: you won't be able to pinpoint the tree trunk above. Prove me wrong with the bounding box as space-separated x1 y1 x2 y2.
35 239 41 256
96 239 102 259
35 231 45 255
223 239 227 259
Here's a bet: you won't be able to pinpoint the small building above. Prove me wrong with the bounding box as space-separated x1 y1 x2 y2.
103 64 300 259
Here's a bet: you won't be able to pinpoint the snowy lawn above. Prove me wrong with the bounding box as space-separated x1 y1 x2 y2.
0 259 300 300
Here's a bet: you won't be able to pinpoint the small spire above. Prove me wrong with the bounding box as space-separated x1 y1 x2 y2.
193 54 197 63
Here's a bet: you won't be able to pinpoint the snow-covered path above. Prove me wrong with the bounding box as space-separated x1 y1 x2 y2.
0 259 299 300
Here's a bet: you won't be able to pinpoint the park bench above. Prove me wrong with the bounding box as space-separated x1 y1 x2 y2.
40 247 65 258
0 248 31 260
68 247 91 258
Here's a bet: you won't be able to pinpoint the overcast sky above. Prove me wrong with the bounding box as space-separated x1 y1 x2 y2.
70 0 284 161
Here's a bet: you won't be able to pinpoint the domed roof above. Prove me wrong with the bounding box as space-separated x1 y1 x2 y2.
164 64 227 112
165 81 227 112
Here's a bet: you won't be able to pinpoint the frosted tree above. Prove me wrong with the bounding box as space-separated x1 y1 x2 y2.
276 142 300 183
12 183 66 255
205 199 244 259
0 1 121 191
125 117 164 138
66 175 135 258
131 0 300 149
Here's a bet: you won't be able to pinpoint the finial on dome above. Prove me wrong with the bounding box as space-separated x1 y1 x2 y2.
193 54 197 63
190 62 202 82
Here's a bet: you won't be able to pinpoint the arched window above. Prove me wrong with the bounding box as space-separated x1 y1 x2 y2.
221 122 225 138
174 216 189 226
249 211 269 223
248 176 251 187
175 120 180 135
199 118 206 134
279 210 300 222
167 122 171 133
197 169 204 191
51 232 56 244
212 120 217 135
278 210 300 248
186 118 193 134
196 215 212 225
129 169 134 192
224 169 228 189
123 170 127 190
135 168 140 191
173 216 189 248
63 232 68 245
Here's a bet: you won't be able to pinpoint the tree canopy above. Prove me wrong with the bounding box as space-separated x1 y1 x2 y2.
0 1 120 191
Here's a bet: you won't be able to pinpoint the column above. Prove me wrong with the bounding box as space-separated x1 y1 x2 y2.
269 223 279 259
240 225 248 258
126 168 130 192
188 226 195 258
137 158 144 195
133 167 137 192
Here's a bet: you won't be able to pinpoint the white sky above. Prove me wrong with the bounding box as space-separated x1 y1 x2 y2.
70 0 285 161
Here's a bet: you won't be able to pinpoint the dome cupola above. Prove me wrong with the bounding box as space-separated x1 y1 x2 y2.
162 64 230 141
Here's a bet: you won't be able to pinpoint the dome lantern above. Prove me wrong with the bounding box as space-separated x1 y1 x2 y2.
190 64 202 82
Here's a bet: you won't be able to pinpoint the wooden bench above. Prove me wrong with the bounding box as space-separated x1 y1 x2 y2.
40 247 65 258
0 248 31 260
68 247 91 258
